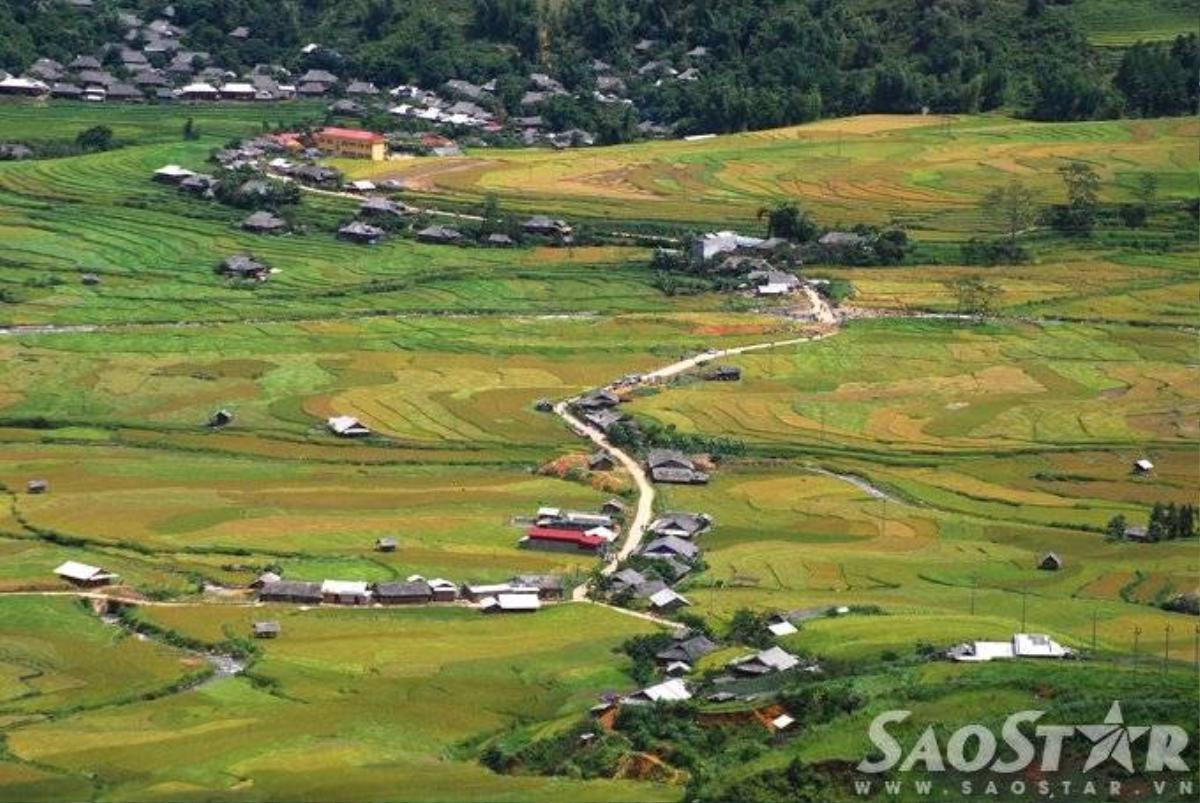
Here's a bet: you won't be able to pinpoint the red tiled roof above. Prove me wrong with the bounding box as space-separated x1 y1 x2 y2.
318 126 385 143
526 527 604 549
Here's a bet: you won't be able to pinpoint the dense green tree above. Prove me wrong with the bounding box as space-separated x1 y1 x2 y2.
757 201 818 242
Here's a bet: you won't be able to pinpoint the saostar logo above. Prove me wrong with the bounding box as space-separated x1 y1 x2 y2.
857 702 1190 774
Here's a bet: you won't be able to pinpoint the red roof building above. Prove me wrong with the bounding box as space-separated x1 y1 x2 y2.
315 127 387 160
522 527 605 552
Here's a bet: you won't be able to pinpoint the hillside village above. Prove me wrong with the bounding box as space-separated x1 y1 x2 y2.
0 3 714 149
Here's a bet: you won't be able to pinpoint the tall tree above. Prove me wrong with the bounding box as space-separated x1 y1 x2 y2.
1055 161 1100 236
981 180 1036 245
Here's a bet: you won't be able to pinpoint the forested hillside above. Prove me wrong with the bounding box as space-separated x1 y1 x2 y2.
0 0 1195 135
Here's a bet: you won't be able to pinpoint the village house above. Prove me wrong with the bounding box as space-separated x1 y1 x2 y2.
416 225 462 244
640 535 701 562
291 164 341 186
346 80 380 97
588 452 615 471
427 578 458 602
747 270 802 296
1124 526 1151 542
601 498 627 517
648 512 712 539
728 646 802 676
51 82 83 99
207 409 233 428
622 678 691 705
766 617 798 637
646 448 709 485
1037 552 1063 571
1133 458 1154 473
178 81 220 101
583 409 623 433
26 479 48 494
220 82 256 101
359 196 413 219
327 416 370 437
252 621 281 638
576 389 620 410
461 582 540 602
375 537 397 552
54 560 118 587
321 579 370 605
480 593 541 613
485 233 515 247
258 580 322 604
315 127 387 160
512 575 565 601
818 230 867 248
153 164 195 184
250 570 281 589
241 211 287 233
337 221 385 245
703 365 741 381
218 254 269 281
374 580 432 605
948 633 1073 662
609 568 648 595
520 526 606 554
648 587 691 612
691 230 764 262
522 215 573 239
655 633 718 667
0 76 49 97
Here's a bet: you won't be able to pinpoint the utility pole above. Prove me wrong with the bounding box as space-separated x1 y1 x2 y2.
1133 626 1142 675
1163 624 1171 672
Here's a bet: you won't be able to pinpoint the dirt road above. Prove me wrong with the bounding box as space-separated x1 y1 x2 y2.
559 329 835 602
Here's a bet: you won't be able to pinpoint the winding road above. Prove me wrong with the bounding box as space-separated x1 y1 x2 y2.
559 324 837 602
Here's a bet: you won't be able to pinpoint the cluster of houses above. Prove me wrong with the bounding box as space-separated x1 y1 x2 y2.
608 512 713 613
596 628 812 714
519 503 626 555
570 389 713 486
1 15 728 147
255 572 563 614
151 128 578 261
686 231 808 298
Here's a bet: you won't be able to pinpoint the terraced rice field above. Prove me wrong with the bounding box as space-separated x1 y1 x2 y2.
0 103 1195 802
1 600 668 803
347 116 1200 234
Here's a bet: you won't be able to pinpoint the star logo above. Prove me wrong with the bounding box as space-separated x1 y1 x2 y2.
1077 702 1148 772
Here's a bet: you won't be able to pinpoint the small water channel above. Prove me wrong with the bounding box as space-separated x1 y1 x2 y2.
99 605 247 690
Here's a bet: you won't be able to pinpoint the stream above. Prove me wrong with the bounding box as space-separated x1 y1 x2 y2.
100 607 247 690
